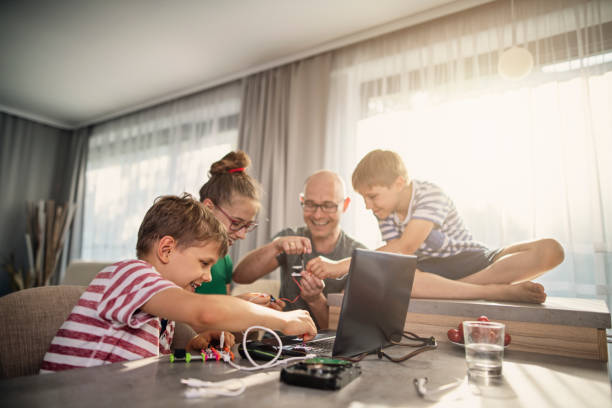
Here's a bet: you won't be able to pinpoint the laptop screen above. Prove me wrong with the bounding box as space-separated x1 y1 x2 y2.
332 248 417 357
239 248 417 360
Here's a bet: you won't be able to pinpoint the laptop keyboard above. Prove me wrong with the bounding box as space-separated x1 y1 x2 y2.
291 337 335 356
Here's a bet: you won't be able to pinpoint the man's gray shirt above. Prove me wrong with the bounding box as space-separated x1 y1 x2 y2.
274 226 367 328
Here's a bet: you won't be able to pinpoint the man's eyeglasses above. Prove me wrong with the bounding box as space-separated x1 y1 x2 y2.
215 205 258 232
300 200 342 213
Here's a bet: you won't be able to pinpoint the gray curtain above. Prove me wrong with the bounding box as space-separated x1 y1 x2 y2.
60 127 89 282
235 53 332 267
0 112 89 295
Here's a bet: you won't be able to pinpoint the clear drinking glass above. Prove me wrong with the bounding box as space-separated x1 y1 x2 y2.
463 321 505 378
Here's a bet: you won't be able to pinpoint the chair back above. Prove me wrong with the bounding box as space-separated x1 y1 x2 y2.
0 284 198 378
0 285 86 378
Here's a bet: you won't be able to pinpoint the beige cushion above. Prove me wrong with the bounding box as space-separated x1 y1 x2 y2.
0 285 86 378
62 261 111 286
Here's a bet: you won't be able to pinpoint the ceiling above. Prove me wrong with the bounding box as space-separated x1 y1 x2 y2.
0 0 488 129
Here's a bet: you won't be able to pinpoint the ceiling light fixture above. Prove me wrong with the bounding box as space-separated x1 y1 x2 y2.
498 0 534 80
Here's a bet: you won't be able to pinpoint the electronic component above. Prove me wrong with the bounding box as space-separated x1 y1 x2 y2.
280 358 361 390
170 347 234 363
170 348 194 363
238 340 306 361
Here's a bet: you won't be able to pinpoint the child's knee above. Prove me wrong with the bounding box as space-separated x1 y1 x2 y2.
538 239 564 269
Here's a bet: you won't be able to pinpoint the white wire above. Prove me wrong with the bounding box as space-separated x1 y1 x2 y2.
180 325 315 399
181 378 246 398
226 325 315 371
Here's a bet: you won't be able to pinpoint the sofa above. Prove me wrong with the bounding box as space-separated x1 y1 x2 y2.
0 285 196 378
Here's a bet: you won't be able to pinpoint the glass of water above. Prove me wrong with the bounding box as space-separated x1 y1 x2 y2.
463 321 505 378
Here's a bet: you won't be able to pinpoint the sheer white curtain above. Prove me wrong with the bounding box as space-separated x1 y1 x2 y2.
82 82 241 261
325 0 612 303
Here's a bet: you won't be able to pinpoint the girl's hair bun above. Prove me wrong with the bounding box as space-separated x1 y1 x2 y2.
199 150 260 205
209 150 251 175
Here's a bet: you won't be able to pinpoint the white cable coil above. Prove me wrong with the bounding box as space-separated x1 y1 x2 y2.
181 325 316 398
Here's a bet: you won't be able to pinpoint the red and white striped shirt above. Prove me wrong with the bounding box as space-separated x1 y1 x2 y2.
40 260 179 373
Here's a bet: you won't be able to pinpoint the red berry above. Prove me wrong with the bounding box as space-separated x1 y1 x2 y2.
447 328 462 343
477 315 489 322
504 333 511 346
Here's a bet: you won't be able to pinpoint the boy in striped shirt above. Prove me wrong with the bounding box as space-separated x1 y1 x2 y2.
348 149 564 304
41 194 316 372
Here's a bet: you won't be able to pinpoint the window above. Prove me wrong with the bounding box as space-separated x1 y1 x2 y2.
82 83 241 261
326 0 612 301
351 70 612 300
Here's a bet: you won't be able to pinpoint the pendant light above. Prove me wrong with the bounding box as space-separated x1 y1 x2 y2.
498 0 534 80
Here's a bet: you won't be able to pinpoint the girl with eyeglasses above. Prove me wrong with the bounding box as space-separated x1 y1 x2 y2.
195 150 283 311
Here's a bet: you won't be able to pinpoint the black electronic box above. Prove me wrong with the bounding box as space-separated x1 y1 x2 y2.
280 358 361 390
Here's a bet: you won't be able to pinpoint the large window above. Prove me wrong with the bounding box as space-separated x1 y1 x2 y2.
325 0 612 303
82 83 241 261
352 71 612 300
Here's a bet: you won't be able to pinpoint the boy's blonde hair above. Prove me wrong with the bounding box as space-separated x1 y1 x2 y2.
136 193 229 259
352 149 408 191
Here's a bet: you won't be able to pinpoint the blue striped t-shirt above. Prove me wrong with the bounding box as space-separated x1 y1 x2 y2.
378 180 486 259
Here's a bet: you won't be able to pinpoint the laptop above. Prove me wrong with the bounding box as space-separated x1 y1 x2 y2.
241 248 417 359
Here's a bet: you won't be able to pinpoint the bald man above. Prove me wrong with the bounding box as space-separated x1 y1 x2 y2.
233 170 366 329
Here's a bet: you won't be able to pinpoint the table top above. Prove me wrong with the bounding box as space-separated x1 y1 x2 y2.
1 342 610 408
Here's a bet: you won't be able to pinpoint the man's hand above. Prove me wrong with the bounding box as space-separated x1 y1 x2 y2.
186 330 235 352
280 309 317 341
306 256 345 280
273 236 312 256
299 271 325 304
236 292 285 311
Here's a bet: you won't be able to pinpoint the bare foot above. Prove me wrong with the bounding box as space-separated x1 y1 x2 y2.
486 281 547 303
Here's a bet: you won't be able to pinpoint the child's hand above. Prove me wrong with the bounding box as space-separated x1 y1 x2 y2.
236 292 285 310
186 330 235 352
280 310 317 341
269 298 286 311
306 256 343 279
236 292 269 305
237 292 286 311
